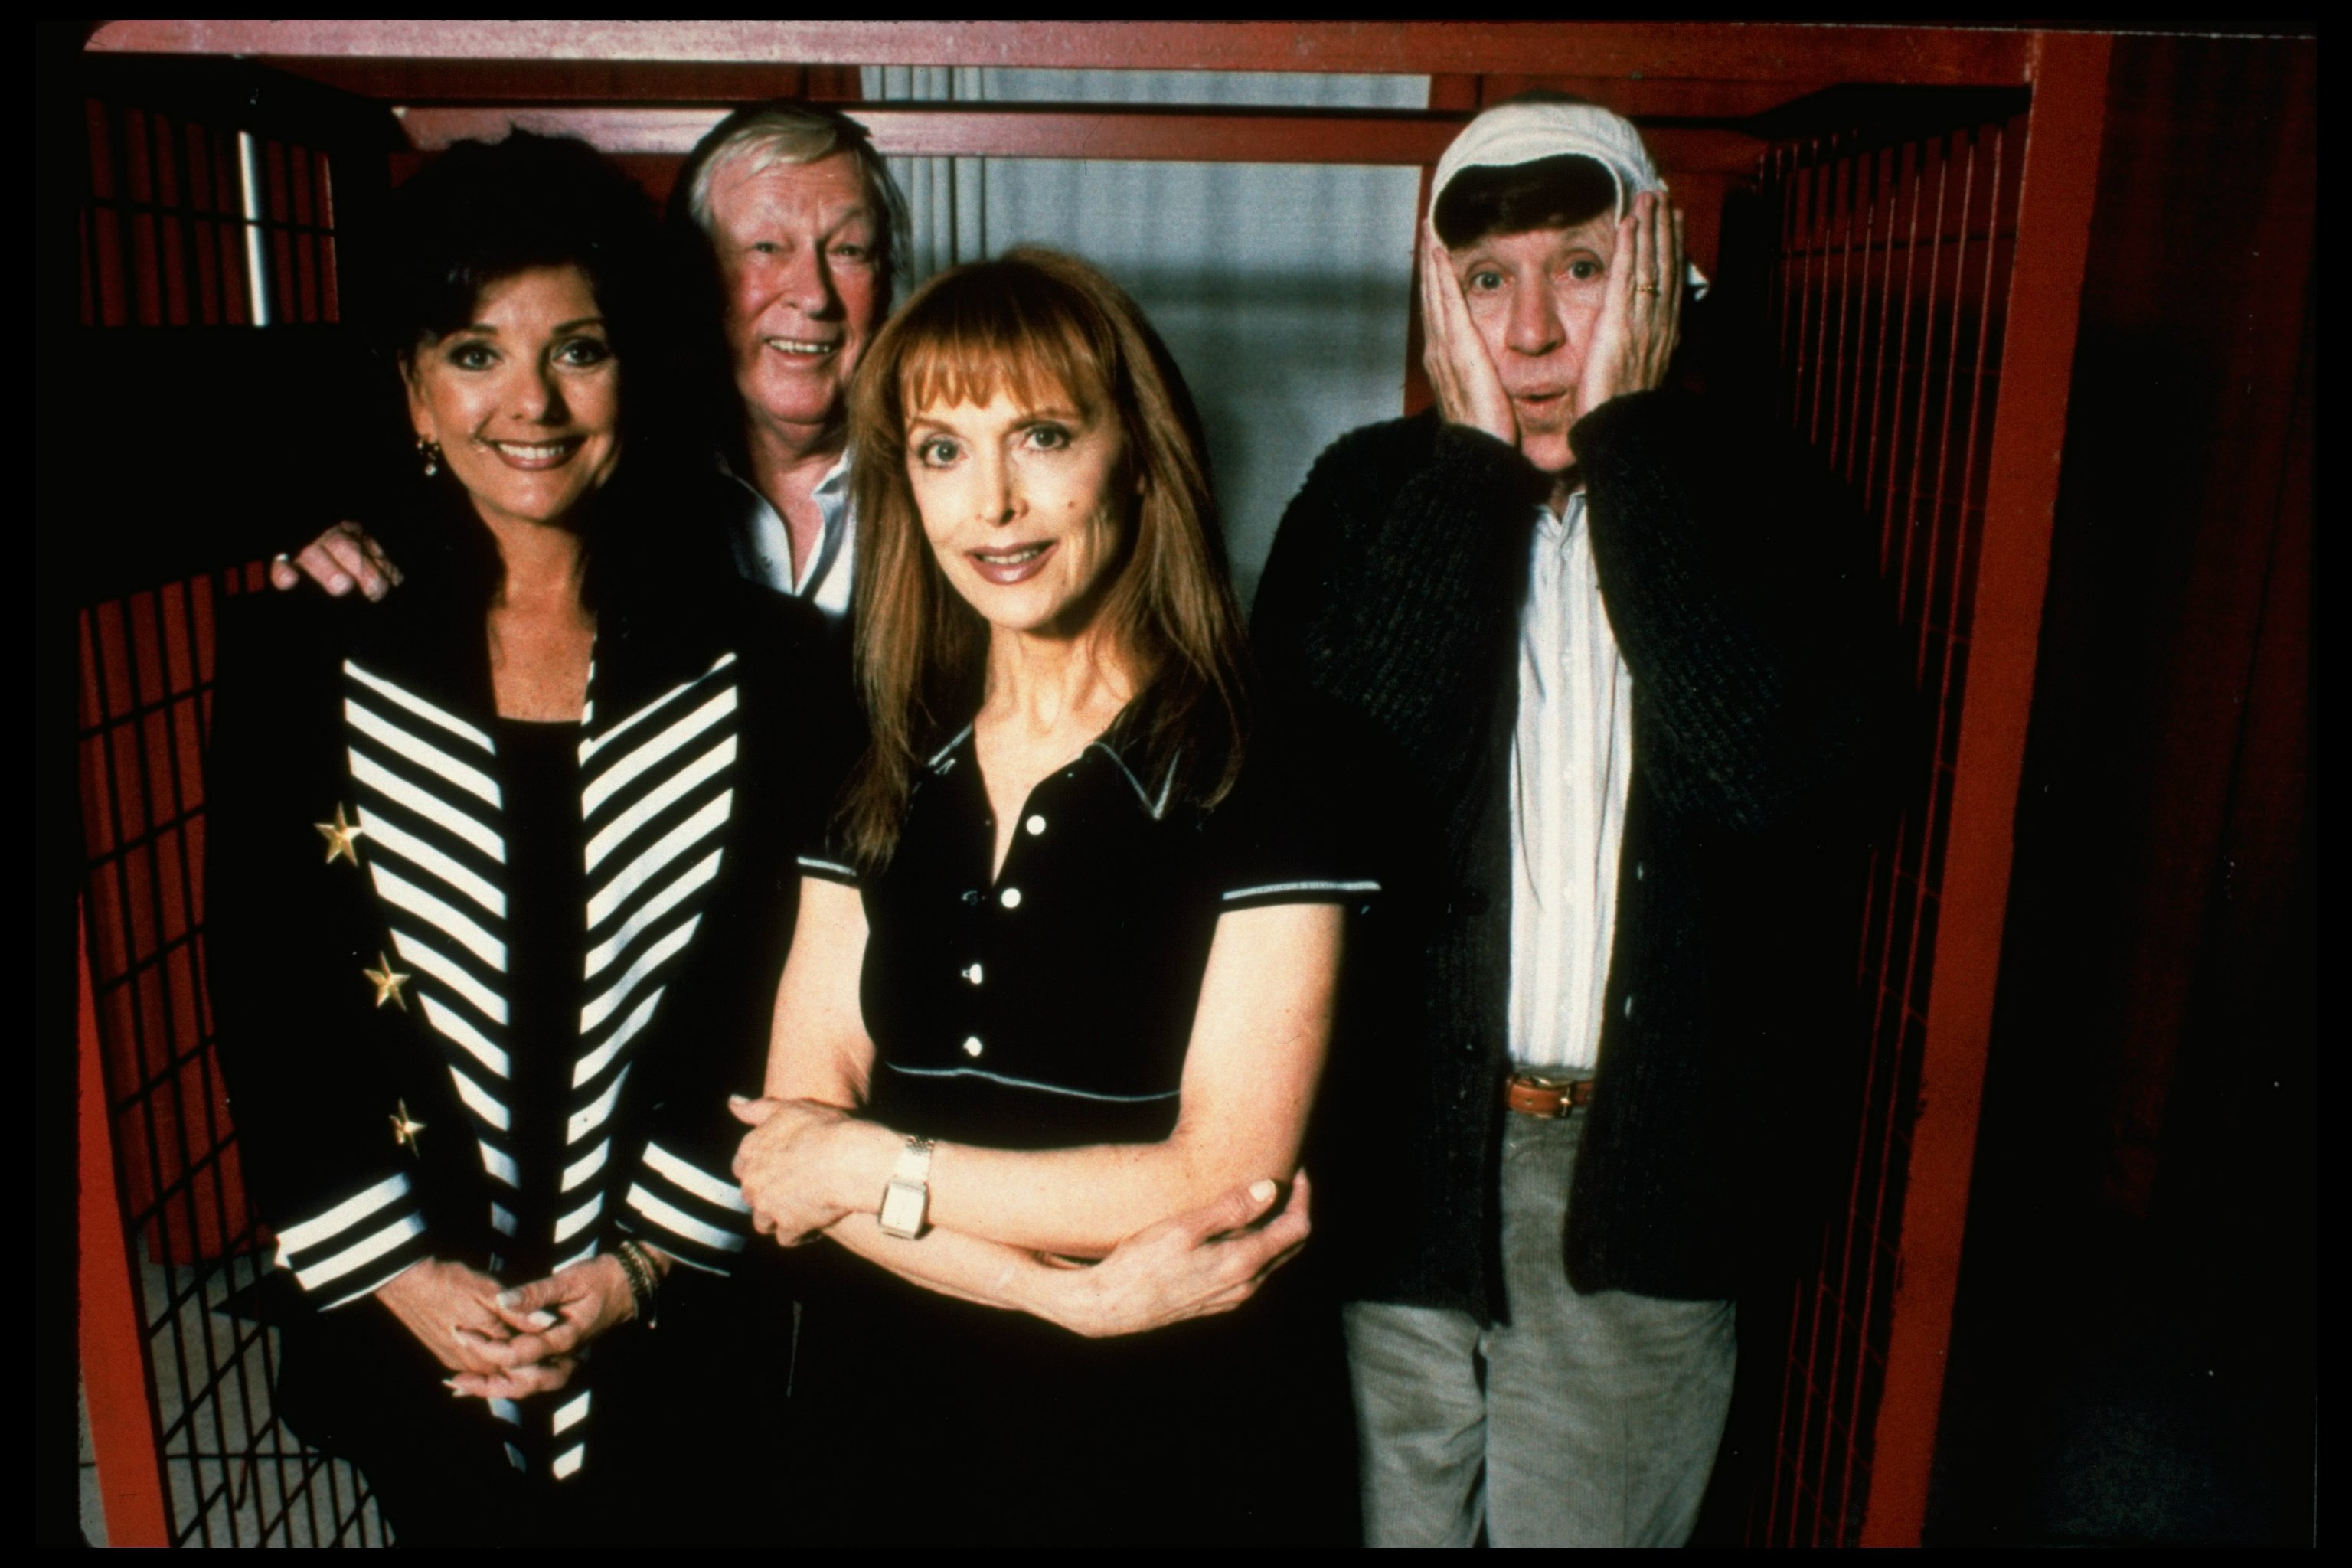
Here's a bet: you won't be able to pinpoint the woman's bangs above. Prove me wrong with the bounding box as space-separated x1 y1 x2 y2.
894 292 1108 425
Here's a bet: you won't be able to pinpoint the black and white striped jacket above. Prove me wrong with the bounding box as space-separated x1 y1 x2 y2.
207 567 855 1320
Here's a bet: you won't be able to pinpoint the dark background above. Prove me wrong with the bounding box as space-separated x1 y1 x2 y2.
1922 31 2314 1544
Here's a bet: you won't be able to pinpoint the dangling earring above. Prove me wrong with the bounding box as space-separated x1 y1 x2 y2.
416 436 443 478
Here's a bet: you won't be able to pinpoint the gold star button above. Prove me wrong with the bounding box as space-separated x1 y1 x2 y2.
389 1098 426 1153
363 952 413 1011
315 804 366 867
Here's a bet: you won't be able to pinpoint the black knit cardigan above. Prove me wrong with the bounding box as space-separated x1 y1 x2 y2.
1253 392 1900 1315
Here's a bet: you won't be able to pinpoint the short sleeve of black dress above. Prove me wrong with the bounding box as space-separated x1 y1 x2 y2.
835 724 1377 1157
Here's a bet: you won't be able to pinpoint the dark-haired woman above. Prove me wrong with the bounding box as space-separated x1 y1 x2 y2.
729 248 1367 1545
205 132 856 1544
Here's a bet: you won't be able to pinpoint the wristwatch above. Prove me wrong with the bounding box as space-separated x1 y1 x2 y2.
877 1136 936 1240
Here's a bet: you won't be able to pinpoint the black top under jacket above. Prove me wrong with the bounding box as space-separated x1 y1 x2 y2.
1251 393 1903 1313
205 501 859 1482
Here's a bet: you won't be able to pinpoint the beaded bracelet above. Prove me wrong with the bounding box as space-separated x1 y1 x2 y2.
613 1240 662 1328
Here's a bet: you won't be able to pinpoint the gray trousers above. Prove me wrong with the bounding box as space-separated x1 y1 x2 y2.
1343 1110 1736 1547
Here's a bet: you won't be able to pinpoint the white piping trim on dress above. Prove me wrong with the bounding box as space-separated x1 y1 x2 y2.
1087 741 1176 820
885 1061 1181 1103
1221 879 1383 903
926 724 975 772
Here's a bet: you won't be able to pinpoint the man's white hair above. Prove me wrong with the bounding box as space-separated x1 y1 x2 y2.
686 105 911 282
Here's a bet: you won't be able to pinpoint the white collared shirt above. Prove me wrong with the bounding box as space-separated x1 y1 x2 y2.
720 448 857 618
1506 491 1634 1073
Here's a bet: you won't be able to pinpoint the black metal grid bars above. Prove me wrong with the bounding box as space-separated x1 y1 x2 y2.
79 565 384 1546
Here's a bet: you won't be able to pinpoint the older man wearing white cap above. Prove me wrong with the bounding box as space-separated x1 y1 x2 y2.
1254 96 1893 1546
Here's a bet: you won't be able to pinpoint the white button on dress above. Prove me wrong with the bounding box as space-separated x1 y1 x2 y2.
964 962 984 985
1000 887 1023 910
1025 814 1047 836
962 1035 984 1057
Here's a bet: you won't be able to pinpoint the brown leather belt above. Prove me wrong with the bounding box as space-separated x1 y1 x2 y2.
1506 1072 1596 1119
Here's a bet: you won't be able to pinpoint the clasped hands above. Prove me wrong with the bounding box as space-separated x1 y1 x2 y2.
729 1094 1312 1339
375 1248 655 1401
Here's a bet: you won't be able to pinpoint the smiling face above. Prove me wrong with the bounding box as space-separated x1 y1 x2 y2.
904 384 1132 640
707 150 886 446
403 263 623 531
1450 211 1620 475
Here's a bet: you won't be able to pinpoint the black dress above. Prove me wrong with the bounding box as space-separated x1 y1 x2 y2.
205 538 858 1544
786 718 1373 1546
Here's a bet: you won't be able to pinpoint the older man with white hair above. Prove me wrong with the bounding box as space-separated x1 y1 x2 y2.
1254 96 1895 1547
666 101 902 614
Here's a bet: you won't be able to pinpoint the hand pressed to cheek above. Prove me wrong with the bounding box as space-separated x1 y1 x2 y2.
1419 224 1517 449
1570 191 1684 426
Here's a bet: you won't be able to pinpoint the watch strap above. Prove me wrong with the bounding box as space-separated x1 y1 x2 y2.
892 1136 936 1185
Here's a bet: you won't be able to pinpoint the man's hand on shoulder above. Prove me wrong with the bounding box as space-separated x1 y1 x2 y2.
270 521 403 601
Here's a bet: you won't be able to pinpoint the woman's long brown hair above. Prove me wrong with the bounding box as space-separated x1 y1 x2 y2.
841 247 1251 870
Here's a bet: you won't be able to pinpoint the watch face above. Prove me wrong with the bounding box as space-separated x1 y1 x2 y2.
879 1179 927 1239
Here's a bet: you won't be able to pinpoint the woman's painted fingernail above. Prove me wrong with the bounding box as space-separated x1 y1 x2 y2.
728 1093 750 1104
1249 1178 1279 1203
496 1289 522 1308
527 1311 557 1330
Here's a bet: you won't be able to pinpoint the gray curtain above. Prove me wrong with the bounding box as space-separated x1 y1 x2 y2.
862 67 1429 607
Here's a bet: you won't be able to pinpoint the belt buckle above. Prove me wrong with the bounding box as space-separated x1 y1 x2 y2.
1508 1072 1586 1119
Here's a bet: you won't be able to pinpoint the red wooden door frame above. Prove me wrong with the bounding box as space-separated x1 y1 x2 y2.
78 905 172 1548
1857 31 2111 1544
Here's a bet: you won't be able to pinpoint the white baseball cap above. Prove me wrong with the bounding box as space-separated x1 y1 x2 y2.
1432 99 1707 295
